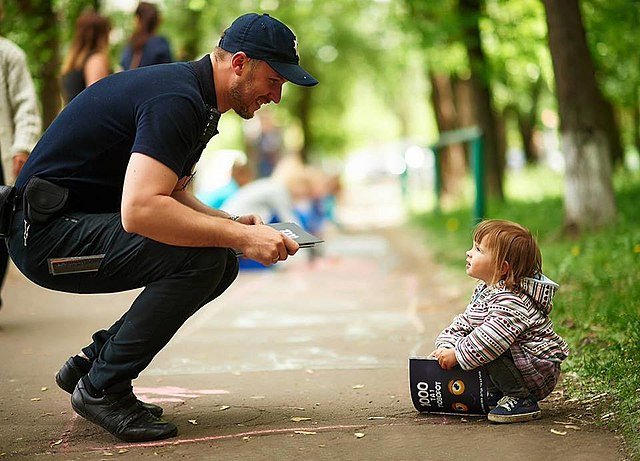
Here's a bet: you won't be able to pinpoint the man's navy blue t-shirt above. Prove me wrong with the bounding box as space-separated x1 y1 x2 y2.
17 55 217 213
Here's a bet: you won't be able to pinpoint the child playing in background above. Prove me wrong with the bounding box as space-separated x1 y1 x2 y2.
431 219 569 423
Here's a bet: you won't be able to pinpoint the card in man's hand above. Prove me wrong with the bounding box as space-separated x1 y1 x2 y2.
234 222 323 257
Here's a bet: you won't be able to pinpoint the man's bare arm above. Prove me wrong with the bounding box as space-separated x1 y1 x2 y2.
121 153 297 264
171 179 263 225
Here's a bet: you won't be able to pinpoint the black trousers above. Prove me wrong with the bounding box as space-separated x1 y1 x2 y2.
7 207 238 391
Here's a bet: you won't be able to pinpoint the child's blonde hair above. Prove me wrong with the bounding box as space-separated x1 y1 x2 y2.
473 219 541 290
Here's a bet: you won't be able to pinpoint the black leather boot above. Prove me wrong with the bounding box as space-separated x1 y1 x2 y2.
71 377 177 442
55 356 163 417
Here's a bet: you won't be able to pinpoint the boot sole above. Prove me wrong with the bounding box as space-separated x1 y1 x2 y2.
487 410 541 423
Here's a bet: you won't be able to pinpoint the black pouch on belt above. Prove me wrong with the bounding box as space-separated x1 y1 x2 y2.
0 185 16 238
23 177 69 225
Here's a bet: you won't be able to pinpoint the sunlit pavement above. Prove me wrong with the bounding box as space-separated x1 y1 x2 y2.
0 178 622 460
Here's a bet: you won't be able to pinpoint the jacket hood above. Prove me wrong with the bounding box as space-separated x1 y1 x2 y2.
520 273 558 315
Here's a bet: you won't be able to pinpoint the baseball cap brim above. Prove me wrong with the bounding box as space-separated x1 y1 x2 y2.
266 60 318 87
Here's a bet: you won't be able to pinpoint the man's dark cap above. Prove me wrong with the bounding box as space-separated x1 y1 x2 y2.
218 13 318 87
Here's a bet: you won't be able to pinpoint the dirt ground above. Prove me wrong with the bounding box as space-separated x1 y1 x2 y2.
0 180 626 460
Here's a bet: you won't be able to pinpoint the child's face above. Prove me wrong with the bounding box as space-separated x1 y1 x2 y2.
465 237 496 284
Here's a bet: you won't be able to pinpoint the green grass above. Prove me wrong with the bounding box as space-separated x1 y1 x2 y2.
413 167 640 458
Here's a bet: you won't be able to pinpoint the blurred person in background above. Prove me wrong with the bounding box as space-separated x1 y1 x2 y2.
255 112 283 178
222 169 314 225
199 155 255 209
61 10 111 104
0 0 41 309
120 2 172 70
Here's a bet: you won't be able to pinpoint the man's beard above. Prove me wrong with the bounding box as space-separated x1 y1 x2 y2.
229 77 255 120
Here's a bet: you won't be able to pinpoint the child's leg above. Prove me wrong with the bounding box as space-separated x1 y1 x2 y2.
484 352 541 423
484 351 530 398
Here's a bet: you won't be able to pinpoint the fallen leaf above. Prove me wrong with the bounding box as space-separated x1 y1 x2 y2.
291 407 305 411
102 451 114 456
50 439 63 447
40 387 48 392
291 417 311 422
250 395 265 400
601 412 614 420
550 429 567 436
352 385 365 389
242 436 250 441
117 449 128 454
187 419 198 425
306 369 315 374
219 405 230 411
294 430 317 435
367 416 385 420
565 425 580 431
30 398 41 402
354 432 366 438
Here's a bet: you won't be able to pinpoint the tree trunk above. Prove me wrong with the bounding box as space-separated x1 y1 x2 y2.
601 99 624 167
459 0 504 200
453 77 476 129
518 76 543 164
453 77 474 162
429 73 466 195
517 111 536 164
17 0 61 128
543 0 617 232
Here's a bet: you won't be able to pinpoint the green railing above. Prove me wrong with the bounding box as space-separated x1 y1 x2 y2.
431 126 485 224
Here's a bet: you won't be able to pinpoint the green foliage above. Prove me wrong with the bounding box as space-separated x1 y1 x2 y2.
482 0 553 114
414 168 640 457
3 0 637 161
581 0 640 148
2 1 56 81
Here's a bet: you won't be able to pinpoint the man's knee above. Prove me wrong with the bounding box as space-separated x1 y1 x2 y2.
187 247 238 287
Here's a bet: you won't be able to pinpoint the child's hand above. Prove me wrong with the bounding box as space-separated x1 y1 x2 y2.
432 348 458 370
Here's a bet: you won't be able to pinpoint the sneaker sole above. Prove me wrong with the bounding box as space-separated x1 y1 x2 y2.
487 410 541 423
71 395 177 443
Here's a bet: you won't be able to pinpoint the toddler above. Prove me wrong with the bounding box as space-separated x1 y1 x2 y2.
431 219 569 423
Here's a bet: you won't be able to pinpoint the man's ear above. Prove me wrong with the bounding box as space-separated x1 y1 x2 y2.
231 52 249 77
501 261 510 276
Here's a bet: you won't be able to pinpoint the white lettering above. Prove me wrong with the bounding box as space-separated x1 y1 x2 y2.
280 229 300 240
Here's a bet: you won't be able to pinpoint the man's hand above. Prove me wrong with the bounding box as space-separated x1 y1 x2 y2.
239 224 299 266
12 152 28 179
431 348 458 370
236 214 263 225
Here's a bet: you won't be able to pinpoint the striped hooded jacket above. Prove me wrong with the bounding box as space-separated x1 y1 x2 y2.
435 274 569 401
